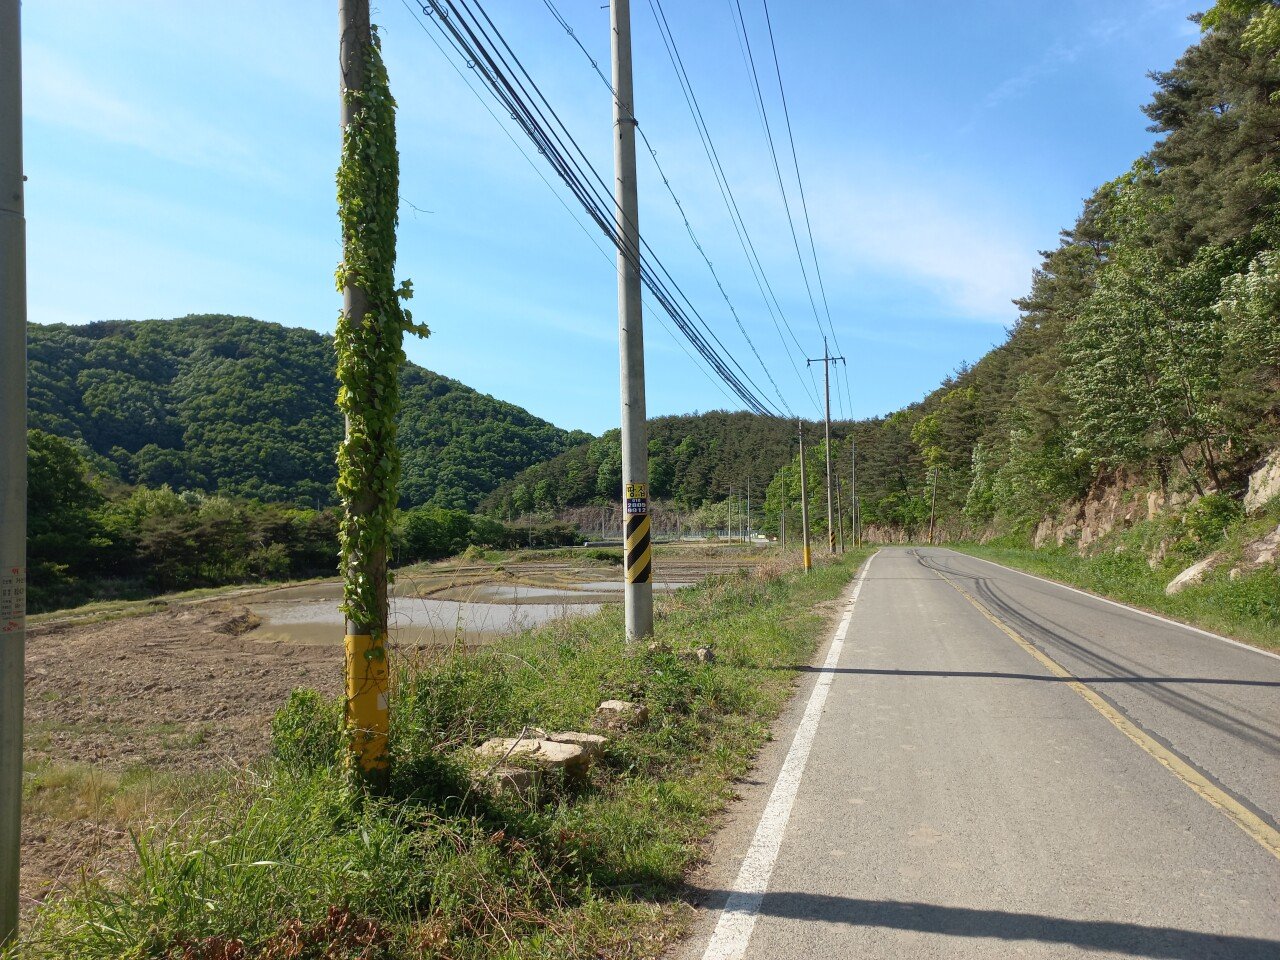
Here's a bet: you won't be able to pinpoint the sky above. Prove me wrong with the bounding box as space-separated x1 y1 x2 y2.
21 0 1205 435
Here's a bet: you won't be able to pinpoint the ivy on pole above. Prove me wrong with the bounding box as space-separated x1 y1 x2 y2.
334 29 427 634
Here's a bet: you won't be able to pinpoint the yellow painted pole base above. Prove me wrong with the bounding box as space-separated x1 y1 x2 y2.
802 545 812 572
344 633 389 778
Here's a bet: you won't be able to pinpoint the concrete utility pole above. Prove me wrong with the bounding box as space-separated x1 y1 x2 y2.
746 477 751 542
338 0 392 780
851 437 861 547
611 0 652 640
835 474 845 553
727 486 733 542
0 0 24 943
808 338 845 555
798 422 812 572
927 465 939 545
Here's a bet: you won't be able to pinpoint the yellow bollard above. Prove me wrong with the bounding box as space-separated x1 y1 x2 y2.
344 633 389 777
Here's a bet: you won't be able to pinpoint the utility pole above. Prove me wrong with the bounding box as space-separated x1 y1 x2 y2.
798 422 812 572
0 0 24 943
835 474 845 553
927 465 939 546
746 476 751 542
338 0 392 783
808 337 845 555
851 437 860 547
612 0 652 640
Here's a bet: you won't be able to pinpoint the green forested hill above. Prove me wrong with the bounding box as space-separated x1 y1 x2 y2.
762 7 1280 540
28 315 589 510
479 410 858 516
492 8 1280 546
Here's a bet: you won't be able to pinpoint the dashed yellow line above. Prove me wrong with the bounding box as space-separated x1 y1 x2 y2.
933 568 1280 861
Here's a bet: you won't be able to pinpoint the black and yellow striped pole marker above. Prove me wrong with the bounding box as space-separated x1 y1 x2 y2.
626 501 653 585
623 481 654 637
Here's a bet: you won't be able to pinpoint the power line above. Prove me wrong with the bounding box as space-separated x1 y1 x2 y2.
458 0 780 416
758 0 855 421
725 0 827 356
398 1 740 409
407 0 779 415
540 0 794 416
647 0 822 416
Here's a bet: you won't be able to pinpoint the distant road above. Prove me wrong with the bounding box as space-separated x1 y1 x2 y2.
674 547 1280 960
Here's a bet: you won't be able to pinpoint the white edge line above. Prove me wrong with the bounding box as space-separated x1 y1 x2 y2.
944 548 1280 663
699 551 877 960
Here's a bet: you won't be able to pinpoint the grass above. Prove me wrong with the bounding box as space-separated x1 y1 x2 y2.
950 501 1280 652
13 548 867 959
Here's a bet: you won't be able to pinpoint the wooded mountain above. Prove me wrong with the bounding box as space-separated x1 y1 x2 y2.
491 8 1280 545
28 315 589 510
759 6 1280 540
479 411 858 516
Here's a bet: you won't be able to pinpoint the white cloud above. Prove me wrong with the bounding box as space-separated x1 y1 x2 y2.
809 175 1037 324
23 43 270 180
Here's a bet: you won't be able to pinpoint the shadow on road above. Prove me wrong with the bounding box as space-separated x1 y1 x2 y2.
909 550 1280 757
686 887 1280 959
773 665 1280 687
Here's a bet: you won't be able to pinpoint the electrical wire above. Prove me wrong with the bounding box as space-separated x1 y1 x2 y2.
541 0 794 416
758 0 855 421
647 0 822 417
405 0 779 414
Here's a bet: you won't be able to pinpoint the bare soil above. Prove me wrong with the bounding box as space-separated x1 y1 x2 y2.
21 602 342 917
18 543 774 921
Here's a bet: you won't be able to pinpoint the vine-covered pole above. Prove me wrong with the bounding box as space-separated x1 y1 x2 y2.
337 0 421 783
0 0 26 940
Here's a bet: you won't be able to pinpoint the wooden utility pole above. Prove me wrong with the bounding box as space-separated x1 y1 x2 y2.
808 338 845 555
798 422 812 572
611 0 652 640
927 465 939 545
0 0 25 942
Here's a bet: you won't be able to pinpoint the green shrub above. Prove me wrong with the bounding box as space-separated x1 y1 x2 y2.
271 689 343 772
1183 492 1244 547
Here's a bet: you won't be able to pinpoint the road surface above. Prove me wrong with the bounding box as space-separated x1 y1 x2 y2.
674 547 1280 960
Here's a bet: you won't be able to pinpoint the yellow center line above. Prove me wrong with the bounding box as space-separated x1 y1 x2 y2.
932 566 1280 861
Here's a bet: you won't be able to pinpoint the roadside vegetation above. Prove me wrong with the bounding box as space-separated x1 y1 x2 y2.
13 550 865 959
952 496 1280 651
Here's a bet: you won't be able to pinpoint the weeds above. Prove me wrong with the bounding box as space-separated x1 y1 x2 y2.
15 550 864 959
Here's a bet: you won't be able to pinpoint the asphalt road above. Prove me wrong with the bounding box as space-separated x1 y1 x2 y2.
674 547 1280 960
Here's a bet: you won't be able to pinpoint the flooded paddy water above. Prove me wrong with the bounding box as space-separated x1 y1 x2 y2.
241 543 765 648
243 580 608 647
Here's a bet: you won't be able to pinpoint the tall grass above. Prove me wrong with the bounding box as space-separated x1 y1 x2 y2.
14 550 865 959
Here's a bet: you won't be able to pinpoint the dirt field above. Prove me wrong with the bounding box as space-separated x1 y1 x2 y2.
18 542 773 918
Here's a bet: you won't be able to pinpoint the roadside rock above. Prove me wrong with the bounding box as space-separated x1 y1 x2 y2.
1165 554 1222 596
475 737 589 775
485 765 542 800
1244 450 1280 514
676 645 716 665
546 731 608 761
593 699 649 731
1228 523 1280 579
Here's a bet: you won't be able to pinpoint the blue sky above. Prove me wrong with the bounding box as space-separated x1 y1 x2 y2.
23 1 1204 434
